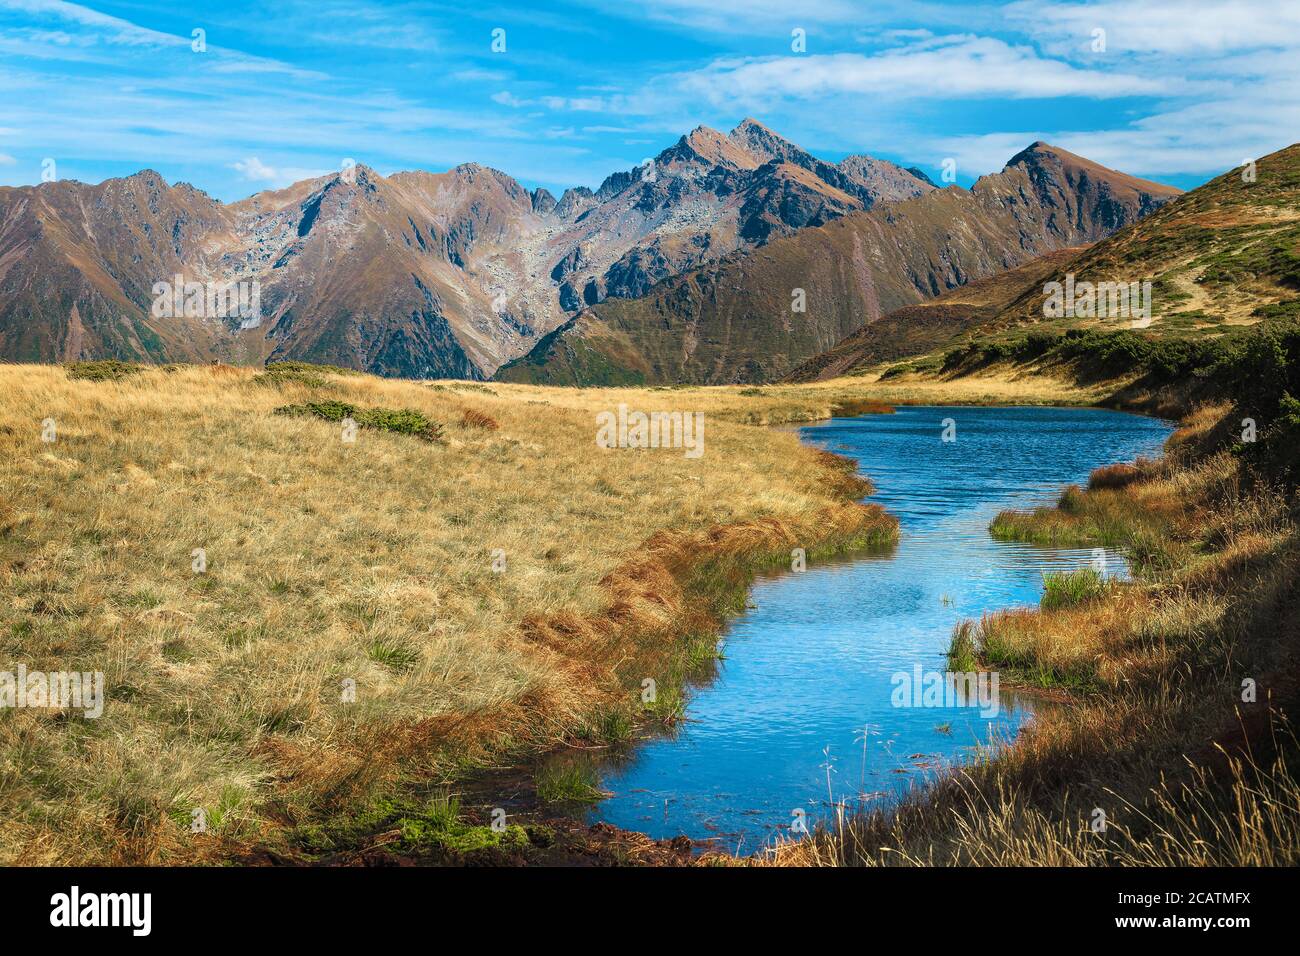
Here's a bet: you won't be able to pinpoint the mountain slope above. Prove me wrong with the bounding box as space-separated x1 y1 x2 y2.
0 172 233 364
968 142 1300 339
544 118 932 309
789 142 1300 385
781 248 1085 382
496 143 1181 386
0 120 934 377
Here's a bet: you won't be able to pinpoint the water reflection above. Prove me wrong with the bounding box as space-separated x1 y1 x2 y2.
584 406 1174 853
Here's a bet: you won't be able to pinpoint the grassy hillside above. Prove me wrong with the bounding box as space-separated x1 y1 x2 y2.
811 143 1300 390
981 143 1300 338
782 248 1083 383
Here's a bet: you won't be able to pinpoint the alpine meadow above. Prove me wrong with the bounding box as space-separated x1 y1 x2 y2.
0 0 1296 937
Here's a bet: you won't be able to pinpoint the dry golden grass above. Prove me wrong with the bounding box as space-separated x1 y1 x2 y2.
0 362 902 864
789 367 1115 408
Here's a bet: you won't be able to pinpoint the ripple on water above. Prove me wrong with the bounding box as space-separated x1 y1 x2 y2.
588 405 1175 853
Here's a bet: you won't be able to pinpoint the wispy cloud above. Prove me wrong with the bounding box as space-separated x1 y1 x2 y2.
1006 0 1300 55
0 0 1296 196
664 36 1175 108
231 156 329 186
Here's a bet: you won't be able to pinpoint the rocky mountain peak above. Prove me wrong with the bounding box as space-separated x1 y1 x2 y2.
727 117 805 164
0 123 1184 385
672 125 759 171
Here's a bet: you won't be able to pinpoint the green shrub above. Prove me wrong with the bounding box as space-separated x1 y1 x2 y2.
274 401 444 443
265 360 358 376
65 360 144 382
255 368 328 388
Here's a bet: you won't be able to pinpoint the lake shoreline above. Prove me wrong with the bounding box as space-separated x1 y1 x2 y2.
776 401 1300 866
285 401 1179 866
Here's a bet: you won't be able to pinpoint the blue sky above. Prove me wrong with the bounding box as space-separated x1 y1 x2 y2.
1 0 1297 200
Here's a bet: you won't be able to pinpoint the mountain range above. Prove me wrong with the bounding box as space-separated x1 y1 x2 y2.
783 142 1300 383
0 121 1178 380
497 141 1181 385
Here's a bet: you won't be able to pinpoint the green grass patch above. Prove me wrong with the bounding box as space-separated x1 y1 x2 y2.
366 637 420 672
65 360 145 382
265 360 358 376
1041 567 1109 610
946 621 979 673
295 793 529 859
535 762 605 805
643 683 687 726
254 368 330 388
274 400 445 443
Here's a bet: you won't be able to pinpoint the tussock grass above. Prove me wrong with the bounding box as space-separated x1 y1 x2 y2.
459 408 499 431
788 742 1300 866
1040 567 1109 610
779 404 1300 866
1087 461 1143 490
0 361 896 863
535 762 606 805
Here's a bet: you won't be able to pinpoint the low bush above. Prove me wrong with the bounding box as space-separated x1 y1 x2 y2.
275 401 445 442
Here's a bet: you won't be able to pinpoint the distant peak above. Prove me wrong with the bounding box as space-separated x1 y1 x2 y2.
996 141 1182 198
684 124 725 144
731 117 774 135
672 125 759 171
728 117 794 146
1005 141 1067 168
726 118 805 167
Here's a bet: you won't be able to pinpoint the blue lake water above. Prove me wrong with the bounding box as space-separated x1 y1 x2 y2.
589 405 1175 854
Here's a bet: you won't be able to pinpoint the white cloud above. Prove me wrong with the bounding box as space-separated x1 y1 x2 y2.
664 36 1172 110
0 0 181 47
232 157 277 181
542 95 611 111
929 88 1300 180
0 152 16 165
581 0 950 35
1006 0 1300 56
231 157 328 187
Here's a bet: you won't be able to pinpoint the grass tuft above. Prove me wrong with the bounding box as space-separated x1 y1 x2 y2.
460 408 499 430
1040 567 1109 610
535 762 606 805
